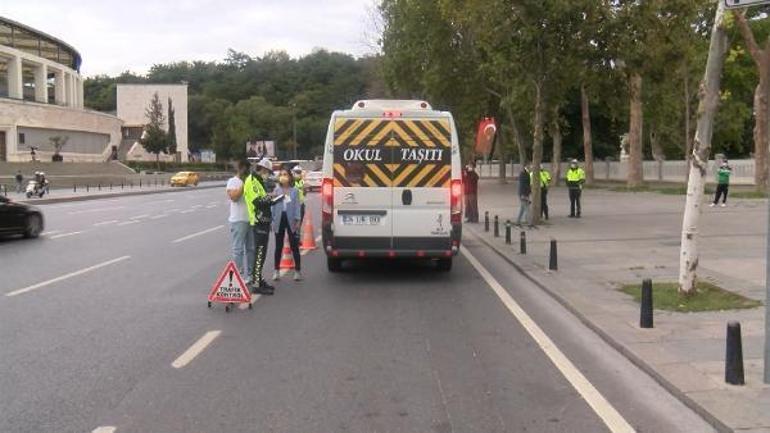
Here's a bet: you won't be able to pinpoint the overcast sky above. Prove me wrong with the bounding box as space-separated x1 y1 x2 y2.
1 0 380 77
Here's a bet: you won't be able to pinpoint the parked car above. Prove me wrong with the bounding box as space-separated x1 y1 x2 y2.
304 171 322 192
0 196 44 238
170 171 200 187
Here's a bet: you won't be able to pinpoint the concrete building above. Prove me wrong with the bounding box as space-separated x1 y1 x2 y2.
117 84 188 162
0 17 122 162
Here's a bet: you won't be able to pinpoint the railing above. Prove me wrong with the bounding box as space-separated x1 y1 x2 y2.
477 159 757 185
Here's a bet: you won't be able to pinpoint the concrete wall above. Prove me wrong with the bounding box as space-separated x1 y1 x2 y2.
116 84 188 161
0 98 123 162
477 159 758 186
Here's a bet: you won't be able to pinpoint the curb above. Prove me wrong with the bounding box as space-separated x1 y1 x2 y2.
467 226 734 433
14 183 224 206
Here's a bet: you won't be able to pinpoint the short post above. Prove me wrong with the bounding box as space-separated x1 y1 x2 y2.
484 212 490 232
640 278 653 328
140 179 142 188
73 184 77 193
505 220 512 244
86 184 89 192
121 181 124 190
549 239 558 271
520 231 527 255
726 321 745 385
494 215 499 237
110 183 113 190
98 183 101 191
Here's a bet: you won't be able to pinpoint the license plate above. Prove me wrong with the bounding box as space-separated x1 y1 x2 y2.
342 215 381 225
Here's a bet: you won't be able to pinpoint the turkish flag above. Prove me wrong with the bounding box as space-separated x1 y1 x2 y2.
475 117 497 157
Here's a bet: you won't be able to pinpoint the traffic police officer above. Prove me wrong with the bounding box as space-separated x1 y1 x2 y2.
245 158 278 295
566 159 586 218
532 168 552 220
292 165 305 222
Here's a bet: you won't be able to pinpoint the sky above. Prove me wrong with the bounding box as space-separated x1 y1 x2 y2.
1 0 380 77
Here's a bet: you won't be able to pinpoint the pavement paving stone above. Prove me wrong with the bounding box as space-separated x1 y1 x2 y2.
472 179 770 431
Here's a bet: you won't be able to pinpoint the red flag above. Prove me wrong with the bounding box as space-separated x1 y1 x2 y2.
475 118 497 157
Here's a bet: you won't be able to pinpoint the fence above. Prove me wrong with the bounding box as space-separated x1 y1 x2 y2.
477 159 757 185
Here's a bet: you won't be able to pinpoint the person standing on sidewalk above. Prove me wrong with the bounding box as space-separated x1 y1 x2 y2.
244 158 278 295
711 160 732 208
516 165 531 226
14 171 23 194
463 162 479 223
226 159 255 284
566 159 586 218
532 167 551 220
271 168 303 282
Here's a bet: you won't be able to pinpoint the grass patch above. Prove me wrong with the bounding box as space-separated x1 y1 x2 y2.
731 190 768 199
619 281 761 312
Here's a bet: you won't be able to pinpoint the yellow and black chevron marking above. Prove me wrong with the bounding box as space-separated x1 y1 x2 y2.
333 118 453 188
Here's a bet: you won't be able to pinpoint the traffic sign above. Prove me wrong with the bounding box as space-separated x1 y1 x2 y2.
208 261 251 304
725 0 770 9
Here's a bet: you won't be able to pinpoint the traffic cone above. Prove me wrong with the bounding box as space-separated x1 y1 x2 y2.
279 234 296 270
300 214 317 251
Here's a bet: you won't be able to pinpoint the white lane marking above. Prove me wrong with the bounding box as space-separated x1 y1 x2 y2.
129 214 149 220
171 225 224 243
191 204 204 208
150 214 169 220
6 256 131 297
161 199 175 203
91 427 116 433
167 208 181 212
171 330 221 369
460 248 636 433
41 230 62 236
117 220 139 226
94 220 118 227
180 209 195 214
49 231 83 239
239 294 261 310
68 206 125 215
205 204 216 209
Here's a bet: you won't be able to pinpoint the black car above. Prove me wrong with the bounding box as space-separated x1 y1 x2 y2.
0 196 44 238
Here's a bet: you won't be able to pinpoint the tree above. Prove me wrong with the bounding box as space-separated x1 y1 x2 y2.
49 135 68 162
140 92 169 168
679 1 730 295
167 97 177 157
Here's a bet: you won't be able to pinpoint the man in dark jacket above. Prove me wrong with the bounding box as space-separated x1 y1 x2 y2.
516 165 531 226
463 162 479 223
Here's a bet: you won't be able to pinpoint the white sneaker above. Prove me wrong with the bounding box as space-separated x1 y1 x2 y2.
293 270 303 281
720 203 727 208
271 270 280 281
709 203 715 207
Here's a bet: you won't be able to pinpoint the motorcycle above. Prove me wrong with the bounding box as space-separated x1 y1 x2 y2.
25 180 46 199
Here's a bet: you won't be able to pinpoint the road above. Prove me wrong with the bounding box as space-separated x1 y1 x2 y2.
0 186 717 433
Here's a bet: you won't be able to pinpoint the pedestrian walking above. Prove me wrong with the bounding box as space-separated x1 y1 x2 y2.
292 165 305 223
516 165 531 226
15 170 23 194
244 157 278 295
464 162 479 223
710 160 732 208
566 159 586 218
271 168 303 282
532 167 551 220
226 159 255 284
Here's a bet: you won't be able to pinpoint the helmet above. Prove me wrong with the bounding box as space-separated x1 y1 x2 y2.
256 158 273 173
571 159 579 164
292 166 302 173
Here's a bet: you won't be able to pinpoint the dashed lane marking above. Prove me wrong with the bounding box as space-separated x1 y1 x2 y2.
180 209 195 214
91 427 116 433
171 225 224 243
150 214 169 220
6 256 131 297
94 220 118 227
129 214 149 220
67 206 125 215
460 247 636 433
49 231 83 239
171 330 221 369
117 220 139 226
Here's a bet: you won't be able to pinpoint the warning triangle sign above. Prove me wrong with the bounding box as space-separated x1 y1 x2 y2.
208 261 251 304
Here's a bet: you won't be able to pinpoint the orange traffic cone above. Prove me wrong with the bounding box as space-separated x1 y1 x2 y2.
279 234 296 270
300 214 317 251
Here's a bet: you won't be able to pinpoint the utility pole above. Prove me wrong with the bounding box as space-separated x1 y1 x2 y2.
292 103 298 160
678 0 729 290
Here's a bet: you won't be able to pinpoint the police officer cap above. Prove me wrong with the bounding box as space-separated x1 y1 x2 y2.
292 165 302 173
256 158 273 172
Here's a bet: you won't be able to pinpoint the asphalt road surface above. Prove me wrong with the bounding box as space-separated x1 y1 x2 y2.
0 186 717 433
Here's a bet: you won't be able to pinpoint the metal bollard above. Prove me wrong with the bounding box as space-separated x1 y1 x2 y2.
86 184 89 192
494 215 499 237
121 181 124 190
548 239 558 271
505 221 512 244
520 231 527 255
484 212 490 232
73 184 77 193
110 183 113 190
98 183 101 191
725 321 745 385
640 278 653 328
140 179 142 188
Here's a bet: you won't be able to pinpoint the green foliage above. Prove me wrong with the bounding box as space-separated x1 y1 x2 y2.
140 92 169 162
126 160 229 172
167 97 177 155
620 281 761 312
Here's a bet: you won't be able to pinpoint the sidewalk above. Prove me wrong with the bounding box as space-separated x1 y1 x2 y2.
470 179 769 433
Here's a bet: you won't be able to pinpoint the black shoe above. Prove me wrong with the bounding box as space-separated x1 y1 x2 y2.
576 214 581 218
257 281 275 295
568 214 575 218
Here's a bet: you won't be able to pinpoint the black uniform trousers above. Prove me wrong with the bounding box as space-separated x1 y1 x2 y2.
569 188 582 217
251 222 271 285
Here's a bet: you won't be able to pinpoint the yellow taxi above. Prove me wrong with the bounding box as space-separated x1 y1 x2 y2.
170 171 200 187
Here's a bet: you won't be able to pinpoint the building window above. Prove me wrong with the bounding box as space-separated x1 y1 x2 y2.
18 133 25 144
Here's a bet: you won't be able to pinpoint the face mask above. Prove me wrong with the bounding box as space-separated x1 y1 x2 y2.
259 170 270 180
279 175 290 184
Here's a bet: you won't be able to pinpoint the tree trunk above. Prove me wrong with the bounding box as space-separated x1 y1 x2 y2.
551 110 563 186
680 1 729 295
755 74 769 190
684 68 693 180
530 83 545 226
498 151 507 183
580 84 594 185
507 107 528 165
627 72 644 187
